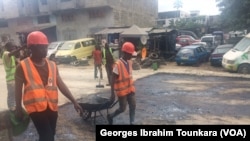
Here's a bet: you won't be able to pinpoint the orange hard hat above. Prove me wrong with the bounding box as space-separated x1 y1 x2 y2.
27 31 48 46
122 42 137 56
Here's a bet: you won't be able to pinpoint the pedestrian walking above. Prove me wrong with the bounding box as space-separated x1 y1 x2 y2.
2 41 24 111
107 42 137 125
92 45 103 79
15 31 83 141
102 43 115 86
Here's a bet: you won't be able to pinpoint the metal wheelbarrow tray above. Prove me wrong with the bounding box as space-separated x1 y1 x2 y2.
78 96 118 124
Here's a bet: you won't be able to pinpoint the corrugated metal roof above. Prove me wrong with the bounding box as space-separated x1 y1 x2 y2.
120 25 148 37
95 27 128 35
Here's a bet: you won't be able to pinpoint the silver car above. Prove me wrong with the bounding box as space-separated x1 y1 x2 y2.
47 41 64 61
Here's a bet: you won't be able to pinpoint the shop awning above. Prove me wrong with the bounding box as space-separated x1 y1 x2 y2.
95 27 129 35
120 25 148 38
16 25 56 33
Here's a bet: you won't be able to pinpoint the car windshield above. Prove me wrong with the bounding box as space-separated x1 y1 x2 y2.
59 42 74 50
214 47 232 54
178 48 194 56
233 37 250 51
48 43 58 49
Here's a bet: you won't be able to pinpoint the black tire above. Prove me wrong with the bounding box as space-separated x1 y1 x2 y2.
237 64 250 74
70 57 80 66
177 62 181 66
72 60 80 66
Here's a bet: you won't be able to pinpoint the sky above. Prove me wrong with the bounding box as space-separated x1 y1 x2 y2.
158 0 221 16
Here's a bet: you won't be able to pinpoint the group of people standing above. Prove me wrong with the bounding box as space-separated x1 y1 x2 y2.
2 31 137 141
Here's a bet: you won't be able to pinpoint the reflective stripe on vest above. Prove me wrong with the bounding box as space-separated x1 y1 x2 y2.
21 58 58 114
113 59 135 97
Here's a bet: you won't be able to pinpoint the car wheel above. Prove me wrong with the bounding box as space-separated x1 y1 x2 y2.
237 64 250 74
70 56 80 66
176 62 181 66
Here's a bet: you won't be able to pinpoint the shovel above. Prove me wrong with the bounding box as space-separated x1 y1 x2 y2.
96 78 104 88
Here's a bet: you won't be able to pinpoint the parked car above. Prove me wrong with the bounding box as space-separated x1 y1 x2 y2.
177 30 199 39
176 35 200 47
200 35 219 52
210 44 234 66
55 38 95 64
192 41 214 55
175 43 181 52
47 41 64 61
191 41 207 48
175 44 209 66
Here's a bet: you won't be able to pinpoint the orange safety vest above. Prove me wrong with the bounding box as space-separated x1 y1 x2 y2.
113 59 135 97
20 58 58 114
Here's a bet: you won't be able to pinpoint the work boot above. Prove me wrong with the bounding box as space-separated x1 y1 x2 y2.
107 114 113 125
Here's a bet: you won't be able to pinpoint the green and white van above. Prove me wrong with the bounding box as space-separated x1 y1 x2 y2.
222 33 250 74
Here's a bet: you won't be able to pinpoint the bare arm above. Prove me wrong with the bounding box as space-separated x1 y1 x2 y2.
110 72 118 101
15 65 25 120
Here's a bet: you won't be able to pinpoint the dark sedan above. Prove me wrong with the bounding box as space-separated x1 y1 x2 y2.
210 44 234 66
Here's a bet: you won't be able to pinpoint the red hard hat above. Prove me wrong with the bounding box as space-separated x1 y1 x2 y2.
122 42 137 56
27 31 48 46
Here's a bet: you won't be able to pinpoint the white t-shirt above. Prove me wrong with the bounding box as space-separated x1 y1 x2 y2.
113 58 129 75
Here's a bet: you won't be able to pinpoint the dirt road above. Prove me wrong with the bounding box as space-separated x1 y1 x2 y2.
6 61 250 141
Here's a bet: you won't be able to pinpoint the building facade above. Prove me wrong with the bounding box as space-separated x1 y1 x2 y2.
0 0 158 44
157 10 190 27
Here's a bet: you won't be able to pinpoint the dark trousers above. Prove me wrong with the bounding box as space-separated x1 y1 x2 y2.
105 64 113 84
29 108 58 141
109 92 136 124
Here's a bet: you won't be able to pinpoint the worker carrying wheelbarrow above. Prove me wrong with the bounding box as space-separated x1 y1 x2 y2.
15 31 83 141
107 42 137 125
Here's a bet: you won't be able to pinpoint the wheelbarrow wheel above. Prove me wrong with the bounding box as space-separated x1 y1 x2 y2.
81 110 92 120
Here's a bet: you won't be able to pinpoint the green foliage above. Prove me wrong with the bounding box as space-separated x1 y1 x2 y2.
217 0 250 31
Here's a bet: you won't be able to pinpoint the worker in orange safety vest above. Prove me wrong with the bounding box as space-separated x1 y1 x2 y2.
15 31 83 141
107 42 137 125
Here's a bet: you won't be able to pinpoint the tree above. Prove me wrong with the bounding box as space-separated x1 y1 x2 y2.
216 0 250 31
173 0 183 10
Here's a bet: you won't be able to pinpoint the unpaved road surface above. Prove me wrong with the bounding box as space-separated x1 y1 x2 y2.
7 61 250 141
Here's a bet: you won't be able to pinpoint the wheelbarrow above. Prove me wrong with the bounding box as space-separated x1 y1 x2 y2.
78 95 118 125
